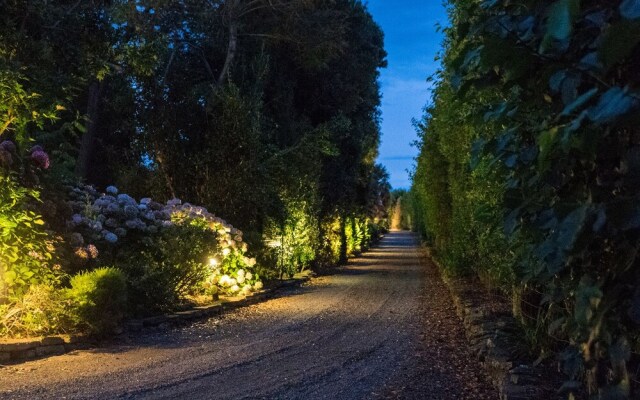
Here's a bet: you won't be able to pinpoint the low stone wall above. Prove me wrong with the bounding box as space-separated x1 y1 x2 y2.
0 335 95 362
424 248 559 400
0 271 312 364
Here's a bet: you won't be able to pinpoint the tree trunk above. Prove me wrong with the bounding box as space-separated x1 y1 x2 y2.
152 140 177 199
339 214 348 265
76 81 103 180
351 217 359 254
217 20 238 87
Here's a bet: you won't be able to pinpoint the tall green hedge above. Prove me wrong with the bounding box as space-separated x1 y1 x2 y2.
412 0 640 397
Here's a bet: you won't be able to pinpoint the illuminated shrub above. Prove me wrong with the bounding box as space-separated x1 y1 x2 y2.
263 200 319 278
65 186 261 308
324 218 342 263
0 284 69 337
66 267 127 336
0 172 60 301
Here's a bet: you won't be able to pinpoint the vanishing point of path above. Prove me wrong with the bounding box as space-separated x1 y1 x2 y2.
0 232 496 399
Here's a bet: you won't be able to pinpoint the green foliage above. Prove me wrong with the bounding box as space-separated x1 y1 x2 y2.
0 70 60 149
66 267 127 336
0 174 59 299
264 199 320 278
0 284 70 338
412 0 640 396
0 0 390 338
114 224 218 315
389 189 415 230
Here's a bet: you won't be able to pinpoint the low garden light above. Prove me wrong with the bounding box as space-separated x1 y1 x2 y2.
209 257 219 267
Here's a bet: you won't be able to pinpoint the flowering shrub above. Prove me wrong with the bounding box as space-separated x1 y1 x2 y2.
66 185 261 300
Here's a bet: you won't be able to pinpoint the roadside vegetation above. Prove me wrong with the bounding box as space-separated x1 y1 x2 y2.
409 0 640 397
0 0 390 338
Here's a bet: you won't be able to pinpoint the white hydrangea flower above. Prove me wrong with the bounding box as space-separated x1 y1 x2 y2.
219 275 231 287
230 284 240 293
253 281 263 290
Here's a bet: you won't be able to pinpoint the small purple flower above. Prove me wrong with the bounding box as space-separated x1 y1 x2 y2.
94 197 112 207
123 204 138 218
31 150 50 169
117 193 136 206
71 214 83 225
0 140 16 153
106 203 121 216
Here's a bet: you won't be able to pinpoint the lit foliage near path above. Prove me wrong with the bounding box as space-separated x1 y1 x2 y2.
0 70 59 300
0 0 389 338
412 0 640 397
67 185 261 296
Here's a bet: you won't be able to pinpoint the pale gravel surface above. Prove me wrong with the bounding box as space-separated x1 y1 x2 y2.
0 231 496 399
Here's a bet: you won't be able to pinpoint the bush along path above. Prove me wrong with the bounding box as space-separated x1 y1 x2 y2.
0 232 495 400
0 270 313 363
1 0 391 349
408 1 640 397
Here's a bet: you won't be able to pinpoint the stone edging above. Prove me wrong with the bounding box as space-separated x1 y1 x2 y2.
424 248 557 400
0 271 313 365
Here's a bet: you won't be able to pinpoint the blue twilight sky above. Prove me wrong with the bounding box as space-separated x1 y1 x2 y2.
367 1 448 189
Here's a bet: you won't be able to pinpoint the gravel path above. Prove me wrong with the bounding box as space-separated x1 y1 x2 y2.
0 231 496 399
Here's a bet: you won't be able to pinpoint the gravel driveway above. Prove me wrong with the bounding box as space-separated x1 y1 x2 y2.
0 231 496 399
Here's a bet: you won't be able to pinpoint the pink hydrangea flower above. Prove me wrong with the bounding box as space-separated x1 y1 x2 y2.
86 244 99 259
31 150 50 169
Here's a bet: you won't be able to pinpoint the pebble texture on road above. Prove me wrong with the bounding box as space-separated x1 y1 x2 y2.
0 231 496 399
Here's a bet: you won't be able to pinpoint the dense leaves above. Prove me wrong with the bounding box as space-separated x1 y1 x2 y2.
412 0 640 397
0 0 389 336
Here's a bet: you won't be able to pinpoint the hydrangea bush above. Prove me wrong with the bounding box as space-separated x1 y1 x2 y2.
65 185 262 298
